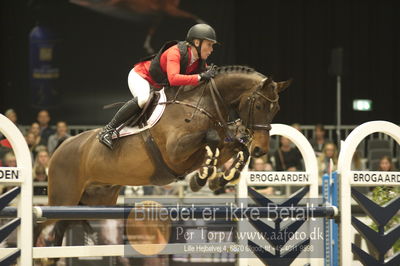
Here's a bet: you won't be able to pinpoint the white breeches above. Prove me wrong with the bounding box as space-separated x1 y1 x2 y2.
128 69 151 108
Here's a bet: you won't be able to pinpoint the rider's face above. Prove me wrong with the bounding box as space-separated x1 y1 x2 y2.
194 39 215 60
200 40 215 60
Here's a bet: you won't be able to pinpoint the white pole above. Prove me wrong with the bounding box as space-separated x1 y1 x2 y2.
336 75 341 147
0 114 33 266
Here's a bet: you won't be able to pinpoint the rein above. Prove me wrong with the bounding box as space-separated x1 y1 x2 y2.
159 77 279 139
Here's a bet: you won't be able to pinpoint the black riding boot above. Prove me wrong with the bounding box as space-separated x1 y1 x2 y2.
98 97 141 149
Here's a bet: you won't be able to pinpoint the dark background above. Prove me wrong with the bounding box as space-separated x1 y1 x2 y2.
1 0 399 125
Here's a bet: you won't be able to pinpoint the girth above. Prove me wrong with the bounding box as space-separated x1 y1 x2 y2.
141 129 185 185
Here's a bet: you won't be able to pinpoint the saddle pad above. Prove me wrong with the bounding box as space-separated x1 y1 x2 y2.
112 88 166 139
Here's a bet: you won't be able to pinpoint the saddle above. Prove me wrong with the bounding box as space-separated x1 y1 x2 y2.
107 89 167 139
122 90 161 129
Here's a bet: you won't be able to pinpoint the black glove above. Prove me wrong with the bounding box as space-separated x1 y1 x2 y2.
200 67 216 81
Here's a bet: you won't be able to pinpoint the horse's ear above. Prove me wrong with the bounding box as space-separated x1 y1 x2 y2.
276 79 292 93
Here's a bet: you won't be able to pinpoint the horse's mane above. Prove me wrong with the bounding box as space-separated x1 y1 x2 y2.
215 65 265 78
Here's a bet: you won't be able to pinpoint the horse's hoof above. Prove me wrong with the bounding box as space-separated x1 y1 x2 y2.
208 176 221 192
189 176 203 192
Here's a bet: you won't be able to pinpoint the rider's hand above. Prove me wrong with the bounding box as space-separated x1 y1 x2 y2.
199 67 216 81
206 64 217 70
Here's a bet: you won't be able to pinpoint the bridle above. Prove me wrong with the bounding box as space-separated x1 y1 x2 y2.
159 77 279 142
208 77 279 142
243 78 279 132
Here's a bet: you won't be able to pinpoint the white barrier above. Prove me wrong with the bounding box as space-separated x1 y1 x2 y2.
238 124 320 266
0 114 33 265
338 121 400 266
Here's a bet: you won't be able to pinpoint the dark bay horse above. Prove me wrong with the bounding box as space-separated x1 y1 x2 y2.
38 65 290 246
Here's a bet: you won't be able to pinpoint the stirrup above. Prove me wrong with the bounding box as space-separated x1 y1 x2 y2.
98 127 118 149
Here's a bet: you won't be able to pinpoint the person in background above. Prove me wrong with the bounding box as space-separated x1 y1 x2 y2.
317 142 338 178
48 121 71 155
28 122 44 145
32 149 50 181
36 110 55 146
0 138 12 149
1 152 17 193
1 109 23 139
377 155 395 171
274 136 303 171
25 132 38 163
351 150 364 170
309 124 328 157
251 157 273 171
33 165 48 196
3 152 16 167
0 141 12 166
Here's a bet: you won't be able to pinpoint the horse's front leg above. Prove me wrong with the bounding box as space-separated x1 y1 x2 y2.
208 146 250 191
188 129 222 192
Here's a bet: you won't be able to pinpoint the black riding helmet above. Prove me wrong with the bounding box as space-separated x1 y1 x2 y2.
186 24 218 43
186 24 218 62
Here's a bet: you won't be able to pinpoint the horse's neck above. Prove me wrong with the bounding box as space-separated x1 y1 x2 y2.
214 74 260 104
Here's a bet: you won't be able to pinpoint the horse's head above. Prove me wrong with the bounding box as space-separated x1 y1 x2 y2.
238 77 291 157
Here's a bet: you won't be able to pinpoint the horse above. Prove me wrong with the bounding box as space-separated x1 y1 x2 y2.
36 65 291 249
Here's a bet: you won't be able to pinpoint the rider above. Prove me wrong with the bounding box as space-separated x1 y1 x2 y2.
99 23 218 149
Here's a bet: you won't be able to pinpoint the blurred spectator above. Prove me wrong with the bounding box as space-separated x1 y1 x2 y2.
28 122 44 145
1 152 17 194
3 152 16 167
377 155 395 171
33 149 50 181
0 109 23 139
317 142 338 177
37 110 55 145
33 164 48 196
274 136 303 171
250 157 273 171
309 124 328 157
5 109 23 131
0 142 12 166
351 150 364 170
25 132 38 163
28 122 47 160
48 121 71 154
0 138 12 149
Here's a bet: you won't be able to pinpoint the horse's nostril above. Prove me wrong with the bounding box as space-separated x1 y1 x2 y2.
252 146 267 158
253 147 262 157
